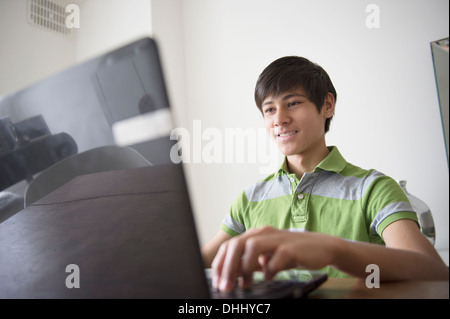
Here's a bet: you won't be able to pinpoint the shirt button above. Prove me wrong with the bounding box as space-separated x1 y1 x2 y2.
290 177 295 183
297 193 304 200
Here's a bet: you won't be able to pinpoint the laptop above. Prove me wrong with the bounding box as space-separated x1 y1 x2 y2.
0 164 327 299
0 37 327 299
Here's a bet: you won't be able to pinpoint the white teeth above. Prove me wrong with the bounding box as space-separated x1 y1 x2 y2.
279 131 296 137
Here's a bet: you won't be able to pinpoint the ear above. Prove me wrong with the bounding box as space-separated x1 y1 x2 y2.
322 92 335 118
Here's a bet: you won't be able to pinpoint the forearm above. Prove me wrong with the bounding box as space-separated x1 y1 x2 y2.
201 245 215 268
202 230 233 268
210 226 449 292
331 238 449 281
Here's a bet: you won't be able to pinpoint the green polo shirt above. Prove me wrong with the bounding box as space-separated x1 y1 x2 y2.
221 146 418 278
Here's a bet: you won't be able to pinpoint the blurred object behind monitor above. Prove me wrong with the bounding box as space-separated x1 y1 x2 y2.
431 37 449 166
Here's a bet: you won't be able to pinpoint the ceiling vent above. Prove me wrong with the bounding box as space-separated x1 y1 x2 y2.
27 0 72 36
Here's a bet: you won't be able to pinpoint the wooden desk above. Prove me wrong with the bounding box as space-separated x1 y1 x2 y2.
308 278 449 299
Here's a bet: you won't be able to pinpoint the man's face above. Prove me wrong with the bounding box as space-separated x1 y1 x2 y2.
261 88 334 158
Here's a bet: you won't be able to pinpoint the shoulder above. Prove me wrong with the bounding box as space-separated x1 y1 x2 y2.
319 149 404 202
335 151 399 193
242 170 290 203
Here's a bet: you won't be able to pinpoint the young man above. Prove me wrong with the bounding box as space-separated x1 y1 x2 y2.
201 56 448 292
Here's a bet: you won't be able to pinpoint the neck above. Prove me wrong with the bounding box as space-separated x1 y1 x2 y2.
286 145 330 179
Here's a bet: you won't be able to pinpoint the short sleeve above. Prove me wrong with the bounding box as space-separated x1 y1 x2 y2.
220 190 248 236
363 172 419 239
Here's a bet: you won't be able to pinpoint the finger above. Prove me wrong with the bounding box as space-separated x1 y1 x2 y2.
217 229 270 291
240 235 285 287
214 227 282 292
265 244 299 279
211 242 228 289
257 253 274 275
235 228 277 288
240 238 270 288
218 236 246 292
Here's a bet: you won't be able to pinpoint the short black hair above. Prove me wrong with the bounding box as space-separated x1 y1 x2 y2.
254 56 337 133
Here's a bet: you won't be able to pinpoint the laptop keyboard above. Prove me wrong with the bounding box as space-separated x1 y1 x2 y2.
210 279 306 299
205 269 328 299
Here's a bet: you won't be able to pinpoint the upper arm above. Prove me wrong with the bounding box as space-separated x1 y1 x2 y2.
201 229 233 267
382 219 442 261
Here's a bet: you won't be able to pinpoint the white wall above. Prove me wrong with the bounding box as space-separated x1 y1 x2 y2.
151 0 187 132
0 0 76 96
75 0 152 63
177 0 449 263
0 0 153 94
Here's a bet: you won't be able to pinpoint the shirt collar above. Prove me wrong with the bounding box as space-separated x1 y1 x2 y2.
278 146 347 175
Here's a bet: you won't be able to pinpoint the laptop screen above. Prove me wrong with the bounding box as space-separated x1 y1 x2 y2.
0 37 174 192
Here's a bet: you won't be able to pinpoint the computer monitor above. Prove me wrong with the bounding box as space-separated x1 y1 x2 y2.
0 37 174 192
431 37 449 166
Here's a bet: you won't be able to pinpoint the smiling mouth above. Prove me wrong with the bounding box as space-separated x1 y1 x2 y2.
278 131 298 138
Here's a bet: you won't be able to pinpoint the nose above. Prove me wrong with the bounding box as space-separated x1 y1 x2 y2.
274 107 290 126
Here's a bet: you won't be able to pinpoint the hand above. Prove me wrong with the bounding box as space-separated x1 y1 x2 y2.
211 226 339 292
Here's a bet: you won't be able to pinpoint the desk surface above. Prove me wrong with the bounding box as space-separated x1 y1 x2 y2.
309 278 449 299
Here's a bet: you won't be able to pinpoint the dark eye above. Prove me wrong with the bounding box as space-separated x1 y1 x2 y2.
288 102 300 107
264 107 275 114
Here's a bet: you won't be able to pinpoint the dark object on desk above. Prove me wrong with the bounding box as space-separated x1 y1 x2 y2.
0 133 77 191
13 115 51 145
0 115 78 191
0 117 16 152
0 115 51 156
0 165 327 299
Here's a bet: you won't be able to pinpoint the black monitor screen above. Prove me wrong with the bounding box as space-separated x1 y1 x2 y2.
0 37 174 192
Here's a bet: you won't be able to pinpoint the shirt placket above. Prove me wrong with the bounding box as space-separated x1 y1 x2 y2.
289 172 315 223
